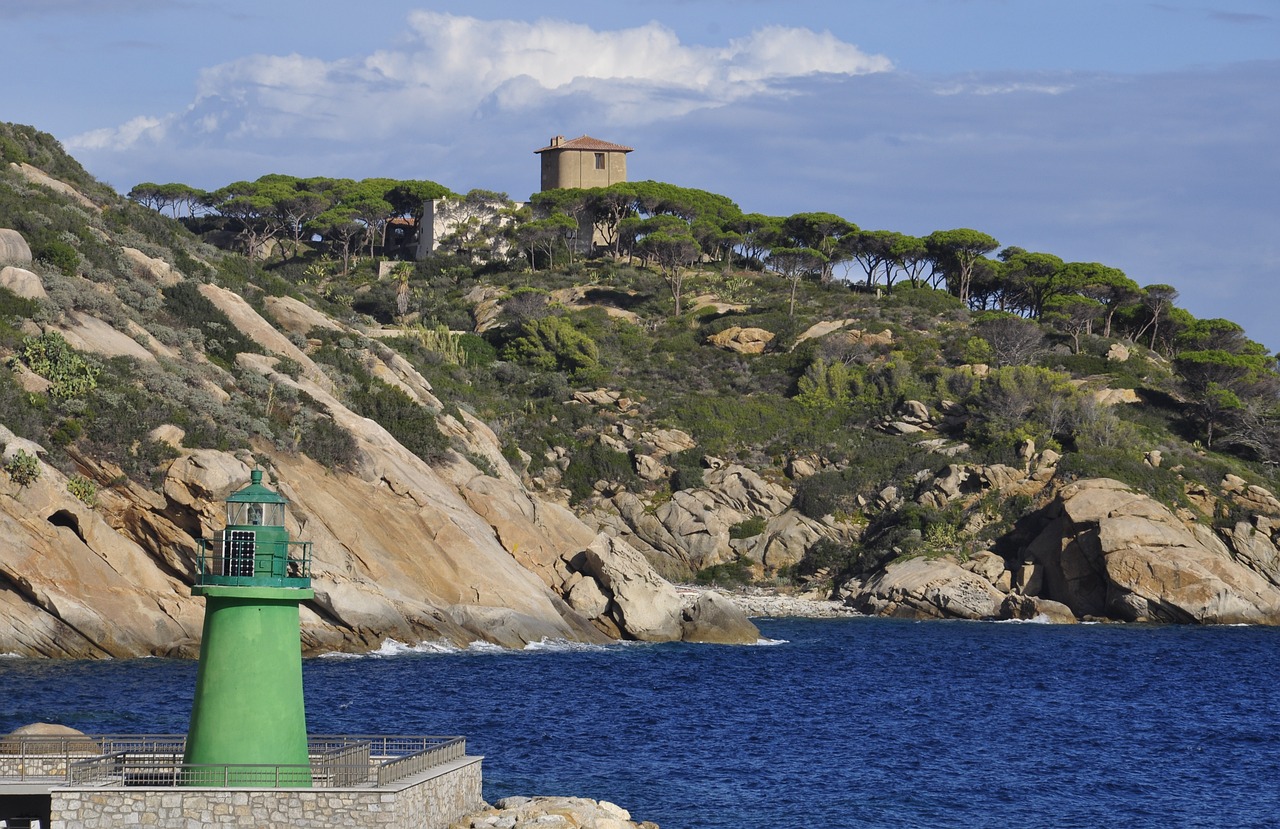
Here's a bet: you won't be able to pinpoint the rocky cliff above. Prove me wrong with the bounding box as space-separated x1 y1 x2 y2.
0 160 758 657
6 136 1280 657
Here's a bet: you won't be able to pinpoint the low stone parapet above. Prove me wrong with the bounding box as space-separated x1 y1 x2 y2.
50 755 482 829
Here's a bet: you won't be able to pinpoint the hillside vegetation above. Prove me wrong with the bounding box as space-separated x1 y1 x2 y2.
3 121 1280 641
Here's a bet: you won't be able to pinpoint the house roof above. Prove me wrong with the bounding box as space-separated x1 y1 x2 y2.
534 135 634 154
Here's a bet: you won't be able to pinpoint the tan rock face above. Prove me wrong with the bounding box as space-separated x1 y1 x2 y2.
51 311 156 363
0 459 200 658
0 284 754 656
0 229 33 264
0 265 45 299
120 248 180 287
580 534 684 641
262 295 344 336
848 557 1005 620
707 326 774 354
679 591 759 644
1027 478 1280 623
794 318 857 344
10 163 99 211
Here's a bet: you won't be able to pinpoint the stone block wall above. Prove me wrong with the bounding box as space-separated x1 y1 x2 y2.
0 755 72 779
49 756 482 829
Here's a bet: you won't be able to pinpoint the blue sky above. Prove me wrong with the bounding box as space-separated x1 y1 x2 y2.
3 1 1278 348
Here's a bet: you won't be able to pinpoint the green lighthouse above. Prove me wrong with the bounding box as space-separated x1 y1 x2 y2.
183 469 313 786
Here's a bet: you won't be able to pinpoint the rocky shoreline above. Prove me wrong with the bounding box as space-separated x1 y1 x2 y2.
455 796 657 829
676 585 857 620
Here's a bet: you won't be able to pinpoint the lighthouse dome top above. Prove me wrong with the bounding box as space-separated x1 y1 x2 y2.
227 469 287 505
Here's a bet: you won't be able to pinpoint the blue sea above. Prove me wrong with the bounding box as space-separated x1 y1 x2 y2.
3 617 1279 829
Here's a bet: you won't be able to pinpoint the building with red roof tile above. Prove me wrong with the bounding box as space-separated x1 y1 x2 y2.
534 135 633 191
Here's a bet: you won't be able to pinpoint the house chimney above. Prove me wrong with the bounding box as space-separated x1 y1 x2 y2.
551 135 563 147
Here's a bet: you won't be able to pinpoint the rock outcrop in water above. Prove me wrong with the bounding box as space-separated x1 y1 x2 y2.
831 475 1280 625
456 796 658 829
1023 478 1280 623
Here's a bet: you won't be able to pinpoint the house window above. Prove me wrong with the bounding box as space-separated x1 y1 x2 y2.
594 152 606 170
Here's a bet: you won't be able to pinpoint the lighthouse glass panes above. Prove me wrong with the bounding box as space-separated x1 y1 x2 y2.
227 500 284 526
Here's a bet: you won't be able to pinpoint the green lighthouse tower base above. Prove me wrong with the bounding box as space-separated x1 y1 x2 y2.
183 470 315 786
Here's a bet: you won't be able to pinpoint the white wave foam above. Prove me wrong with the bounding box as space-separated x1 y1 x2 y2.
379 638 463 656
522 637 624 653
463 640 509 654
749 637 789 646
316 638 464 659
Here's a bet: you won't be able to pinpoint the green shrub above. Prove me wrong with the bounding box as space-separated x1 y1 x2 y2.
793 469 860 520
729 516 767 539
694 556 755 588
348 378 452 464
503 315 603 383
161 281 261 369
298 414 360 471
34 239 80 276
792 436 925 520
0 134 27 164
962 364 1080 451
49 416 82 447
561 441 637 503
458 333 497 367
0 286 40 322
667 450 706 492
795 358 852 410
66 474 97 505
15 332 100 399
663 394 796 457
793 538 856 577
4 449 40 487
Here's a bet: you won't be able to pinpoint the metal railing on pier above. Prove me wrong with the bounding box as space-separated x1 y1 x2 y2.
0 734 465 789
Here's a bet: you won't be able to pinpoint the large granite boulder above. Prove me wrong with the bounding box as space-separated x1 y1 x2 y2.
460 796 657 829
579 534 684 641
999 593 1078 624
680 591 760 644
847 557 1005 620
1025 478 1280 623
0 228 33 263
707 326 774 354
0 265 45 298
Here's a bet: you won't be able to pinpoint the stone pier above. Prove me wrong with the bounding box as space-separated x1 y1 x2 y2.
49 755 482 829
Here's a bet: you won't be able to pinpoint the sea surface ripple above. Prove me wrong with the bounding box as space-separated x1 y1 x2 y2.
3 617 1278 828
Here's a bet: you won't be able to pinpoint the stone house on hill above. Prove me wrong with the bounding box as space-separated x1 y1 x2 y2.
535 135 633 192
416 134 633 260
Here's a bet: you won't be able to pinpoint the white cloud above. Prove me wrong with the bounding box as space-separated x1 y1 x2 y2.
72 12 891 151
934 79 1076 96
67 115 167 151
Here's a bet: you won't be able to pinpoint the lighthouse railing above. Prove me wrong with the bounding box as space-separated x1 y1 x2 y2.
194 538 312 587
